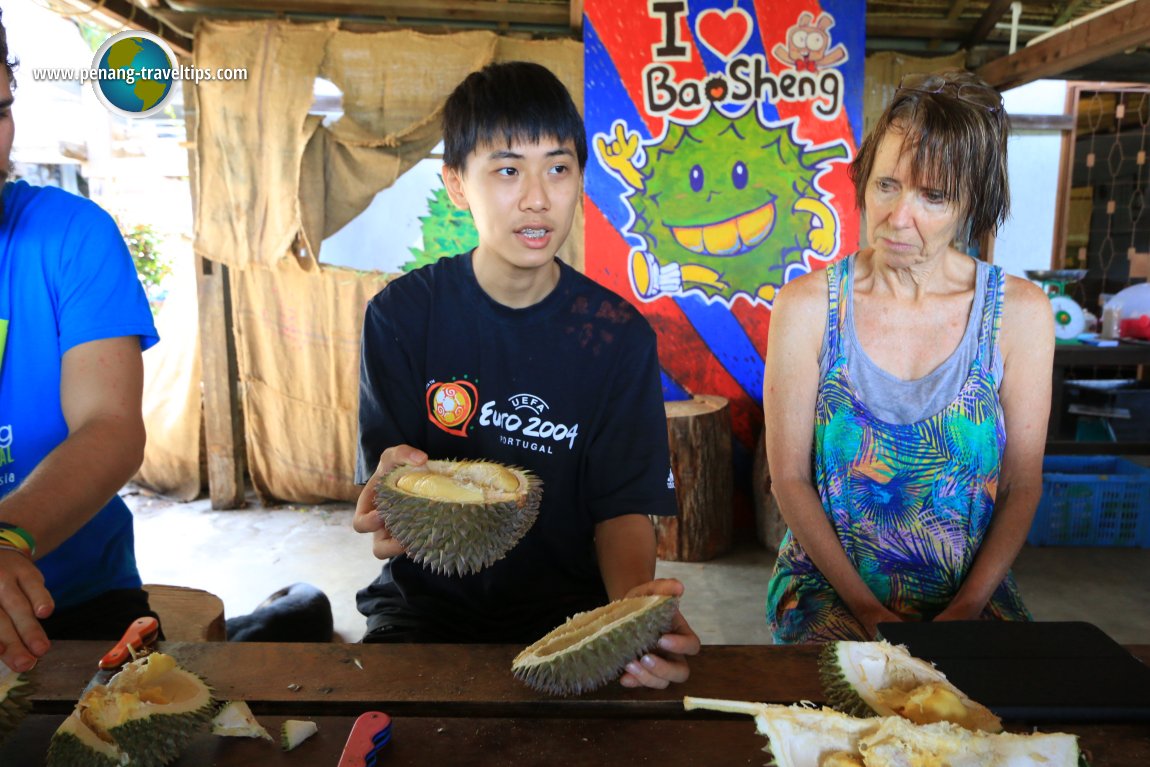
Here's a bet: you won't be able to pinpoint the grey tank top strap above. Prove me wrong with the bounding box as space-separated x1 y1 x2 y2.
833 255 1001 425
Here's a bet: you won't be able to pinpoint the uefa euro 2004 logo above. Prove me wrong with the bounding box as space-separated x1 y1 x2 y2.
90 30 178 118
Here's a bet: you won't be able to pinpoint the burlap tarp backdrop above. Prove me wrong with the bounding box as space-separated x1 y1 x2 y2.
136 20 582 503
135 22 954 503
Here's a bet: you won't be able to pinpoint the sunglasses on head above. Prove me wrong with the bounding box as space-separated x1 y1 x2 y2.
896 73 1004 113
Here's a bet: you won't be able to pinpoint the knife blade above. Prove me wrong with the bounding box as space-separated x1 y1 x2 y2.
337 710 392 766
83 615 161 693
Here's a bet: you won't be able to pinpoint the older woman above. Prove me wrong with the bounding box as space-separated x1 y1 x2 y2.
763 69 1054 644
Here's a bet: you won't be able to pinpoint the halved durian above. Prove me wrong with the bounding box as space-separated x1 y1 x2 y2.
683 697 1083 767
0 660 32 745
376 459 542 576
820 640 1003 732
512 595 678 696
47 652 214 767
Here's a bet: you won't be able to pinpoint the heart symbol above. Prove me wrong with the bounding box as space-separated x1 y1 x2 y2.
426 379 478 437
695 7 753 61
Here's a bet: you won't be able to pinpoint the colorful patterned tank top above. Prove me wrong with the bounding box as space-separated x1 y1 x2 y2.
766 255 1031 644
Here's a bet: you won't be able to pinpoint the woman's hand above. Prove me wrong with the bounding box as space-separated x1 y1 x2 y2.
353 445 427 560
853 603 904 639
932 601 984 623
617 579 700 690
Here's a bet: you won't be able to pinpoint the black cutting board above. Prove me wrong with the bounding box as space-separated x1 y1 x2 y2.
874 621 1150 722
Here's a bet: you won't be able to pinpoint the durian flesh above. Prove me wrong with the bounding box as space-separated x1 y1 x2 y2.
821 640 1003 732
211 700 272 740
376 459 542 576
512 595 679 696
47 652 214 767
683 697 1082 767
0 660 32 744
281 719 319 751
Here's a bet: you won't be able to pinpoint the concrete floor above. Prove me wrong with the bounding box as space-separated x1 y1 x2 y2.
125 486 1150 646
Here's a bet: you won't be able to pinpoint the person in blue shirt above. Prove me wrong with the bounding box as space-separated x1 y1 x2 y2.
0 12 160 674
352 61 700 690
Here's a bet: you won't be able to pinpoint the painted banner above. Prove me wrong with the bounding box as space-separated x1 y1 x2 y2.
584 0 864 513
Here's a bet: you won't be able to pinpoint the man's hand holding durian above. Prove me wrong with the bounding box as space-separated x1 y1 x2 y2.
353 444 426 560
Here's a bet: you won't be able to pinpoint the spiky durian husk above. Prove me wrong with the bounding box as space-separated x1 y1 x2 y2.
819 640 1003 732
512 595 678 696
106 713 212 767
683 697 1084 767
376 459 542 576
48 652 214 767
0 661 32 744
45 711 126 767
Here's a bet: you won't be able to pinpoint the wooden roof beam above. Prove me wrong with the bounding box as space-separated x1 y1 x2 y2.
962 0 1017 50
53 0 193 57
977 0 1150 90
1054 0 1092 26
867 17 979 41
928 0 969 50
165 0 571 28
570 0 583 31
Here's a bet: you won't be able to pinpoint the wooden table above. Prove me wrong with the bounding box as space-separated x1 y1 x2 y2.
3 642 1149 766
1049 342 1150 455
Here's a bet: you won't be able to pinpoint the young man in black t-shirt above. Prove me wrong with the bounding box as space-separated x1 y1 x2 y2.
352 61 699 690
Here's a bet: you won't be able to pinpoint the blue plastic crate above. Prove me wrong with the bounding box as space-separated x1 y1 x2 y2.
1029 456 1150 547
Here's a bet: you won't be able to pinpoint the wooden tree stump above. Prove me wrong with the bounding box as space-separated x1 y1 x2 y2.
655 395 733 562
144 584 226 642
752 428 788 551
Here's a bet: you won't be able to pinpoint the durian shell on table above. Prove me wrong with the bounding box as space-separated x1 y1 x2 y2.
376 459 542 576
683 697 1084 767
211 699 272 740
46 651 215 767
512 595 679 696
0 660 32 745
819 640 1003 733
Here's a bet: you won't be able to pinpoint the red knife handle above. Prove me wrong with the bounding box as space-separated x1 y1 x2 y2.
338 711 392 766
98 616 161 670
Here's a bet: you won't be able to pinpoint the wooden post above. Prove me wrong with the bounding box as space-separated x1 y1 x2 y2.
196 256 247 509
186 77 246 509
752 429 788 551
656 395 732 562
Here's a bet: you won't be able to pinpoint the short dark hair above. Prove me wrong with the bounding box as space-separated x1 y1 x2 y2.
850 69 1009 243
0 9 15 87
442 61 586 172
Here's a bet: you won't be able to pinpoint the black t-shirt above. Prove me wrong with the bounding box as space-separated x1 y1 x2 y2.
355 252 677 643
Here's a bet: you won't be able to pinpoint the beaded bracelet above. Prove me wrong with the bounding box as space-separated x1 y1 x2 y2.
0 540 32 559
0 524 35 557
